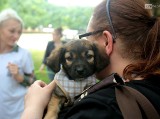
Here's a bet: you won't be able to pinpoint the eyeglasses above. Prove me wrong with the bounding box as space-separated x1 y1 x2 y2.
79 0 117 40
79 29 104 39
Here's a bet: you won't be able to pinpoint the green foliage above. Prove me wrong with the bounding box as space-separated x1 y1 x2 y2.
0 0 93 30
149 0 160 16
0 0 9 10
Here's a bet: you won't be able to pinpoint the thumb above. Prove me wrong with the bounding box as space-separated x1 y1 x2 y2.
45 80 56 93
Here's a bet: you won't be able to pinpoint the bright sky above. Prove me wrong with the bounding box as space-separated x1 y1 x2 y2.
48 0 102 7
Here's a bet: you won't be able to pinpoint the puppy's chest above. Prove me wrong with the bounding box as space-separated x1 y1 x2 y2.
54 69 97 101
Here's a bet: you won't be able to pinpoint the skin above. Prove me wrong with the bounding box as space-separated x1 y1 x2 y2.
87 17 133 80
39 30 62 72
21 17 136 119
22 29 63 119
0 19 22 53
0 19 25 83
21 80 56 119
52 30 62 43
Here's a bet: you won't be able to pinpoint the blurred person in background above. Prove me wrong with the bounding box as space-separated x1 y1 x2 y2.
39 27 65 81
0 8 35 119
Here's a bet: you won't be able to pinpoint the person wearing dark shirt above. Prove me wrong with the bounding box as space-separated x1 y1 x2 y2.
21 0 160 118
39 27 64 81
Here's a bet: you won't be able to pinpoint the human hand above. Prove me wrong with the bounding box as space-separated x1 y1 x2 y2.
7 62 19 76
7 62 24 82
39 64 45 72
22 80 56 119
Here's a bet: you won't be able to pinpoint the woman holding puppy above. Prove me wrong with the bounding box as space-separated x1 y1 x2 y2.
0 9 35 119
21 0 160 118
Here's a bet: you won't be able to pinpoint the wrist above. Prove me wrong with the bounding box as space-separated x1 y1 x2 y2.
21 107 44 119
13 73 23 82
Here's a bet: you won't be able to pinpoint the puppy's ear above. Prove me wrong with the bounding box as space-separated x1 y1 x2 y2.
47 47 64 73
92 43 110 72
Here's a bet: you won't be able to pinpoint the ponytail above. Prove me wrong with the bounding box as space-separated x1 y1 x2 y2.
124 17 160 80
157 17 160 45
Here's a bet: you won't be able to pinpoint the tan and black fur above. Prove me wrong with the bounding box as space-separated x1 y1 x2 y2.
43 39 110 119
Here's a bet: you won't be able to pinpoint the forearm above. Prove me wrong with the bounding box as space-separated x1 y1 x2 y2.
21 107 44 119
21 80 56 119
14 73 36 86
39 64 46 70
13 73 24 83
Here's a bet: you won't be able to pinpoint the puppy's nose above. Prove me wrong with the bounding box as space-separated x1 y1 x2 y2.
76 67 84 75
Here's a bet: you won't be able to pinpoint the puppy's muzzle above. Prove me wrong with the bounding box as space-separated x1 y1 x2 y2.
75 66 85 75
74 65 88 77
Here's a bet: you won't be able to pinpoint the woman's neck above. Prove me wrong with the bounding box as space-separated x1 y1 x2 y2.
54 40 61 44
0 44 14 54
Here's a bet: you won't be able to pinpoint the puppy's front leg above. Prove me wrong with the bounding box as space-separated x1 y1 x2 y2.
44 95 61 119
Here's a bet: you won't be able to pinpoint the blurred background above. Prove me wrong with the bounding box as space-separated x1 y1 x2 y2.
1 0 159 83
0 0 103 83
0 0 102 33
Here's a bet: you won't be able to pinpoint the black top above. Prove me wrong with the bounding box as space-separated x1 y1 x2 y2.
42 41 66 65
58 76 160 119
43 41 55 65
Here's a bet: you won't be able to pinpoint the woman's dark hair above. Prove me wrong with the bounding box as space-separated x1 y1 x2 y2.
92 0 160 80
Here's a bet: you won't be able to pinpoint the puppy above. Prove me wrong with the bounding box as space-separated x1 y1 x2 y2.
43 39 110 119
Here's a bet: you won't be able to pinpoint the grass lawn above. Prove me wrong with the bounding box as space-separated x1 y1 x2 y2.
29 49 50 84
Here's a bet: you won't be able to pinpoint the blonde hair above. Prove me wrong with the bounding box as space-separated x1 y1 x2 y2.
0 8 23 27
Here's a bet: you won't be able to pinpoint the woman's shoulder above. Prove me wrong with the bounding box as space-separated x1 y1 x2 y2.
16 46 30 53
76 77 160 110
59 76 160 119
59 86 122 119
16 46 32 58
126 78 160 110
48 41 54 45
47 41 55 48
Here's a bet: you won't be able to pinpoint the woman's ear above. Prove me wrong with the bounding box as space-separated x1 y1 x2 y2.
103 31 114 56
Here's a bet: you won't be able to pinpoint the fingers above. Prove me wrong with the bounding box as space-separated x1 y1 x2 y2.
33 80 47 87
29 80 55 96
7 62 16 67
26 80 47 101
45 80 56 92
7 63 19 75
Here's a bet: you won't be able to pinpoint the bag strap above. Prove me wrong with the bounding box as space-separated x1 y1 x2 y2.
74 73 159 119
116 85 160 119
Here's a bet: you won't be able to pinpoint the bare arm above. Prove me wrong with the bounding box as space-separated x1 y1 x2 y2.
7 62 35 86
21 80 56 119
39 64 46 71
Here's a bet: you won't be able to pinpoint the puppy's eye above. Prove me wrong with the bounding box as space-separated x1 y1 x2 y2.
65 52 73 61
86 54 94 59
85 50 94 60
66 56 73 61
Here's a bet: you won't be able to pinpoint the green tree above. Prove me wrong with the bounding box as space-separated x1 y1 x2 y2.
0 0 93 30
149 0 160 16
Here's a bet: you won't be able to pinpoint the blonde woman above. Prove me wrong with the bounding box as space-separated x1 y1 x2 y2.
0 9 35 119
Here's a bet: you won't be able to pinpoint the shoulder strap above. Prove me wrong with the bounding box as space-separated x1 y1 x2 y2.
116 85 160 119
